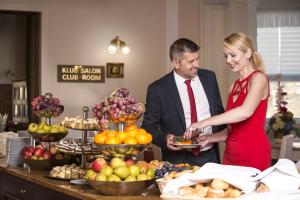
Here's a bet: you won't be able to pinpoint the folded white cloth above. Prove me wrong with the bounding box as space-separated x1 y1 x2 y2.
162 162 261 195
254 159 300 193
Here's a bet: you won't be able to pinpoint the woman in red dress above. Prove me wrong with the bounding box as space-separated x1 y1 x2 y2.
185 32 271 171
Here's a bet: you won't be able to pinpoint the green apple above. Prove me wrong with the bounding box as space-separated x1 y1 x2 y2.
59 126 68 133
137 174 149 181
38 122 46 130
37 129 45 134
100 166 113 177
110 157 126 169
146 169 155 179
107 174 121 182
50 126 60 133
42 124 51 133
114 166 129 179
125 175 137 182
129 165 140 176
27 123 38 133
94 173 107 181
85 169 97 180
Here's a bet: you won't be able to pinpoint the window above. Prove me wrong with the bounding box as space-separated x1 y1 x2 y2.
257 11 300 118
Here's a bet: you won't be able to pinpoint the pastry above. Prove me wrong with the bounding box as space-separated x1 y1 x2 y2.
210 178 229 190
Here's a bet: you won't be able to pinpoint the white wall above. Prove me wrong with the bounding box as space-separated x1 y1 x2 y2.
0 0 180 122
0 0 258 124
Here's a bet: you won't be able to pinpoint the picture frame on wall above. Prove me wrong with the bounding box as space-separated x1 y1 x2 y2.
106 63 124 78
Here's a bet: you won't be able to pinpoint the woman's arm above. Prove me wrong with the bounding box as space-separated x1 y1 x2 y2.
186 72 268 135
197 128 228 147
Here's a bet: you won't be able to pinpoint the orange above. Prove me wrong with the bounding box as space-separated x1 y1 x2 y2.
105 130 118 137
124 136 138 144
127 129 138 138
137 128 147 135
125 124 138 132
105 136 121 144
136 133 153 144
117 131 128 143
94 133 107 144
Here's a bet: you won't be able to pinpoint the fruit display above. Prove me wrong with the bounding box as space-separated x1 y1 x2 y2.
22 144 69 170
92 88 145 129
85 158 155 182
31 92 64 118
49 163 85 179
154 163 196 179
94 125 152 145
61 116 99 130
27 122 68 142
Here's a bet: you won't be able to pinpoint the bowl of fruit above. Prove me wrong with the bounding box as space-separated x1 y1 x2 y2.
27 122 68 142
94 127 153 158
86 158 156 196
92 88 146 129
22 144 70 170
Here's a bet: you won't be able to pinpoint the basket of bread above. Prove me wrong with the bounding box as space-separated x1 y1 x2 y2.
157 162 261 199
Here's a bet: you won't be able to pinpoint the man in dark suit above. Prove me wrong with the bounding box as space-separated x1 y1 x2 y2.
142 38 226 166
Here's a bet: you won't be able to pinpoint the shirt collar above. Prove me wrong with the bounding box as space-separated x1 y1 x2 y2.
173 70 197 85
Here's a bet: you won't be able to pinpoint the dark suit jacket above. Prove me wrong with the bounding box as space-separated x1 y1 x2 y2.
142 69 226 165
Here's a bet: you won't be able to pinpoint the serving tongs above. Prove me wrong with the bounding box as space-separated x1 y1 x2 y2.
190 128 204 140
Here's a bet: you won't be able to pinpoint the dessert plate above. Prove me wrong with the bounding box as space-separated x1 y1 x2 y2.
173 144 201 149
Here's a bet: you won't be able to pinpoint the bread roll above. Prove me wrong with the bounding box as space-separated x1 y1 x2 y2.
194 186 208 198
178 186 196 196
205 188 225 198
224 187 242 198
210 178 229 190
256 182 270 193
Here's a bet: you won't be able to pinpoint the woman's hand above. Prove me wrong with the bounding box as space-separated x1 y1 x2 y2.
184 121 206 139
196 135 210 147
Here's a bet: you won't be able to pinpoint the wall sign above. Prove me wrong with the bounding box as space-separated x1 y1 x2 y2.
106 63 124 78
57 65 105 83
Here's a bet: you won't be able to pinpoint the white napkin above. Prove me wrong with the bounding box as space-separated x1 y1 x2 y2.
162 162 261 195
254 159 300 193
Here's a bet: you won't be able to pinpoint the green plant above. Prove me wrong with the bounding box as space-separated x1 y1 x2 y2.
0 113 8 132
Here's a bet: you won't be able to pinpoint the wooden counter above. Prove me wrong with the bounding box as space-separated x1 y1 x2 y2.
0 159 161 200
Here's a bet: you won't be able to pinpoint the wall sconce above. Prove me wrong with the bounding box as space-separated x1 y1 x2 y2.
108 36 130 55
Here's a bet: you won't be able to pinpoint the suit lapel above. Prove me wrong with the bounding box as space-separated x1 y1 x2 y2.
198 71 215 115
167 72 186 130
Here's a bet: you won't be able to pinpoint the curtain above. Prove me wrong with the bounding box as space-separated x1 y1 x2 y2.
257 10 300 28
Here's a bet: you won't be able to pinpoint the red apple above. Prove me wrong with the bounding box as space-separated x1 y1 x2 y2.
35 144 45 150
125 158 135 166
91 158 107 173
43 151 51 160
22 146 34 160
33 147 45 157
49 145 58 155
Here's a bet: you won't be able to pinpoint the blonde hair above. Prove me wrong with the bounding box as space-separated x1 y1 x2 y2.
224 32 265 72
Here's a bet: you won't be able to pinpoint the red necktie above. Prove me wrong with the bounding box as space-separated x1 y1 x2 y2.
185 80 200 156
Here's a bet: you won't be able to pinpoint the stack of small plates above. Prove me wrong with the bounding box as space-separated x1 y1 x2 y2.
5 137 32 167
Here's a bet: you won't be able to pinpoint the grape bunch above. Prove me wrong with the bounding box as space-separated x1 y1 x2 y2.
92 88 145 129
31 93 64 118
154 163 191 179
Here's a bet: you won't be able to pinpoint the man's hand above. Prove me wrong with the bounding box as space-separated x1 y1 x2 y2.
166 134 181 151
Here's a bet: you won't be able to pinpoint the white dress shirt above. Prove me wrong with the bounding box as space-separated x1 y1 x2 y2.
174 71 213 151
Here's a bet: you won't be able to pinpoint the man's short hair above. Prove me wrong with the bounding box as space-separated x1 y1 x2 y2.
169 38 200 61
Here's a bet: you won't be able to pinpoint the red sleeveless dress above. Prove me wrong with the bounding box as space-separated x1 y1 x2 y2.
223 71 271 171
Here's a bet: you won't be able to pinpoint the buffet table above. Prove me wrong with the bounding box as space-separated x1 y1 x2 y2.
0 159 160 200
